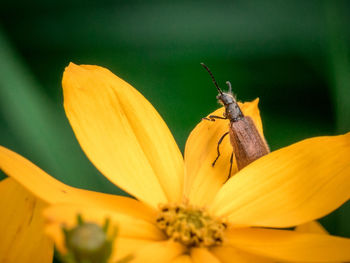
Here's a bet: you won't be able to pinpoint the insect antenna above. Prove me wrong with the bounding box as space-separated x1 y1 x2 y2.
200 63 223 95
226 81 232 94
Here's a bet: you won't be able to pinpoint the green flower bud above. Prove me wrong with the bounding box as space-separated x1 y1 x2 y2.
62 215 115 263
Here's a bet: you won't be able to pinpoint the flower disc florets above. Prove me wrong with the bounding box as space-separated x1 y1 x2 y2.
156 203 227 248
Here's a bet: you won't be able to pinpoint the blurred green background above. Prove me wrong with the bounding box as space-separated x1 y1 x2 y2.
1 0 349 243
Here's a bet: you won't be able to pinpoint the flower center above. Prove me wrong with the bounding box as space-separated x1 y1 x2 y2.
156 203 226 248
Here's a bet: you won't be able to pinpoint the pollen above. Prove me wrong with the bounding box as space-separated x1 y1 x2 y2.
156 203 227 248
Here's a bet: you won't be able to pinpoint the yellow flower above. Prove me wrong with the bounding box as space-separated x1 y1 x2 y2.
1 63 350 263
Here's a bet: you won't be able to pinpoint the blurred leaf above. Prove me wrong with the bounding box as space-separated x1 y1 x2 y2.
324 0 350 237
0 27 123 195
325 0 350 132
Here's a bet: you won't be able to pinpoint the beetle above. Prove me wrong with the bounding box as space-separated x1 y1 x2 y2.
201 63 270 178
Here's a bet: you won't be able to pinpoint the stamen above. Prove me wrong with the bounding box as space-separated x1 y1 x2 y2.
156 204 227 248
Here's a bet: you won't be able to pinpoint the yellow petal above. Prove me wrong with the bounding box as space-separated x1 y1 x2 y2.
210 246 273 263
130 240 185 263
44 203 165 254
0 145 75 204
0 178 53 263
171 255 193 263
63 63 184 207
295 222 341 263
0 146 157 222
211 133 350 227
226 227 350 262
113 237 154 262
296 221 328 234
184 99 264 206
191 248 221 263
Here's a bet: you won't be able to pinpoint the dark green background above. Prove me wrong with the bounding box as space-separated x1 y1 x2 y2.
1 0 349 245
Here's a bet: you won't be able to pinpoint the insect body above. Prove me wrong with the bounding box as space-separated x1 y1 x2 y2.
201 63 270 177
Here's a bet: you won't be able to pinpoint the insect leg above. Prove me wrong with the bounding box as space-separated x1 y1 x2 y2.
209 115 227 120
212 131 229 167
202 117 215 121
203 115 227 122
224 152 234 183
228 151 233 179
